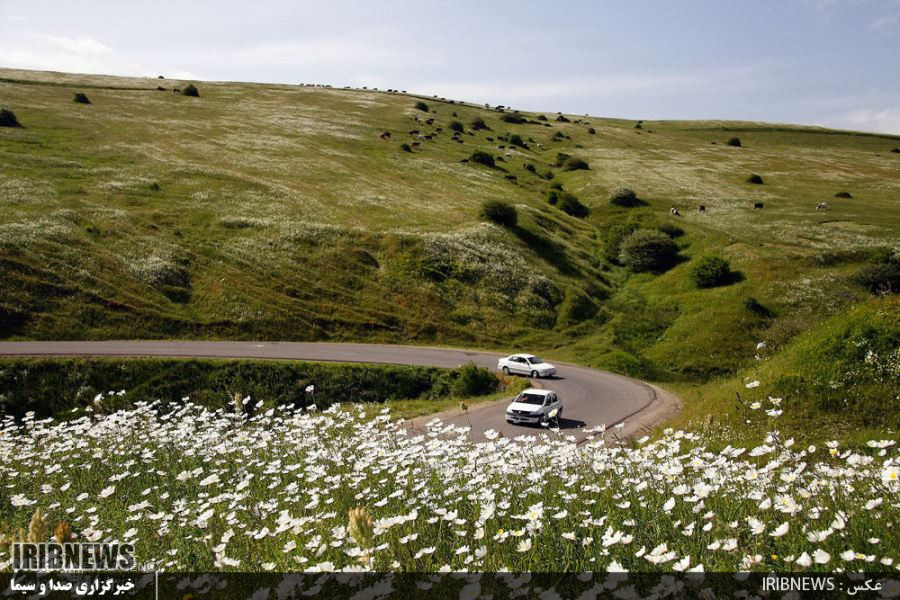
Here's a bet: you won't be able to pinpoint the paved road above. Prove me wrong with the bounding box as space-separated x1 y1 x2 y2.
0 341 674 442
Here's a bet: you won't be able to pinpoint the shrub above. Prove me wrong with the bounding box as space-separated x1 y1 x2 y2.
73 92 91 104
745 297 774 318
555 115 570 122
414 101 429 112
856 253 899 294
558 192 589 218
553 152 570 166
609 187 640 207
508 133 526 148
658 223 684 238
0 108 21 127
546 190 559 205
450 362 499 397
536 114 548 121
149 182 161 191
746 173 764 184
557 287 599 325
552 131 566 141
469 150 495 168
449 120 464 133
182 84 199 97
602 222 640 263
634 122 643 129
549 182 563 191
400 143 412 152
500 113 527 124
834 191 852 198
470 117 488 130
562 157 589 171
479 200 517 227
618 229 679 272
524 163 536 173
727 137 742 147
587 127 596 134
690 256 733 288
892 147 900 153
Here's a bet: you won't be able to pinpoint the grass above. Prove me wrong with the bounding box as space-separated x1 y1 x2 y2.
1 67 898 438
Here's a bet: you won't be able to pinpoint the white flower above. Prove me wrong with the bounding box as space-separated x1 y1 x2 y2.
796 552 812 568
813 549 831 565
769 522 789 537
745 380 760 389
10 494 36 507
517 538 532 553
99 485 116 499
662 497 675 513
883 465 899 484
199 474 220 486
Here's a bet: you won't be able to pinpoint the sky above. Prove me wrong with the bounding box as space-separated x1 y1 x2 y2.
1 0 899 134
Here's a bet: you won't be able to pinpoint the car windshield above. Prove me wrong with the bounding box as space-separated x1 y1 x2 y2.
525 356 542 364
515 392 546 405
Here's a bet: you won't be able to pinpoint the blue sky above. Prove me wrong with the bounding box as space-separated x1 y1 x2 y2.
1 0 899 133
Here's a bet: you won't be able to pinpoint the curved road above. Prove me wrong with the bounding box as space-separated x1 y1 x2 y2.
0 341 678 442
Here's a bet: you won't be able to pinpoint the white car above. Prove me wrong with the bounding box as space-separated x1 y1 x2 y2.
498 354 557 378
505 388 563 425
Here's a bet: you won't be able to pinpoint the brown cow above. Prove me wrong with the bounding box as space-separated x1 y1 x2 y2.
379 131 391 140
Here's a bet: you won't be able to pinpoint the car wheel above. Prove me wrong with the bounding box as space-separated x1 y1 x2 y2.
530 370 539 379
502 366 510 376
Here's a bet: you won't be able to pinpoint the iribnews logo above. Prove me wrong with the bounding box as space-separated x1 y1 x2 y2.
11 543 135 571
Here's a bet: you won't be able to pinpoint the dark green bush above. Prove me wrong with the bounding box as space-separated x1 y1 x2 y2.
556 114 570 122
451 362 500 397
892 147 900 153
558 192 589 218
182 84 199 97
587 127 596 134
619 229 679 272
856 253 899 294
414 101 429 112
401 143 412 152
727 137 742 147
690 256 733 288
657 223 684 238
449 120 464 133
536 115 548 121
480 200 517 227
609 187 640 207
553 152 570 166
834 191 852 198
149 182 161 191
557 287 599 325
469 150 495 167
73 92 91 104
602 222 640 263
546 189 559 205
0 108 21 127
501 113 527 124
745 297 774 318
470 116 488 130
746 173 764 184
562 156 589 171
524 163 536 173
509 133 526 148
552 131 565 141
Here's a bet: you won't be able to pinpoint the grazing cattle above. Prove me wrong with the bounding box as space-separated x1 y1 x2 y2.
457 139 464 144
670 207 680 216
498 145 505 149
436 127 443 132
505 152 512 158
424 135 433 141
411 142 420 148
505 175 517 181
698 205 706 212
173 88 181 94
460 158 469 163
537 143 544 150
816 202 829 210
425 118 434 125
408 129 419 135
379 131 391 140
754 203 764 210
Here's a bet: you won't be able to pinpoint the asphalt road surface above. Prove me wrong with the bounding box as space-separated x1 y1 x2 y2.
0 341 674 442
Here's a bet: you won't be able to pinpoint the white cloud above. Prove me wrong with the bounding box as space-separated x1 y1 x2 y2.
824 107 900 134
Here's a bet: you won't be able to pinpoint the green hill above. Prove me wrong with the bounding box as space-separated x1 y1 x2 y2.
1 68 898 435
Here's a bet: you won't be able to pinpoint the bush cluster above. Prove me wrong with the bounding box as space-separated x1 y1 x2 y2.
469 150 495 167
470 117 488 130
618 229 679 272
0 108 21 127
609 187 640 207
73 92 91 104
558 192 589 218
727 137 742 147
449 120 464 133
182 84 199 97
856 251 899 294
414 101 429 112
746 173 764 184
690 256 733 288
500 113 527 124
562 157 589 171
480 200 517 227
508 134 527 148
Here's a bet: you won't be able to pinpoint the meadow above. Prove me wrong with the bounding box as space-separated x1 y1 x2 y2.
0 397 896 577
1 68 898 437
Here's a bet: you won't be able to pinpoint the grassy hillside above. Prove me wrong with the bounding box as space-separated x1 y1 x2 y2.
1 68 898 433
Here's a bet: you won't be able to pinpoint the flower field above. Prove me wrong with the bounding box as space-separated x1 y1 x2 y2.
1 399 896 575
